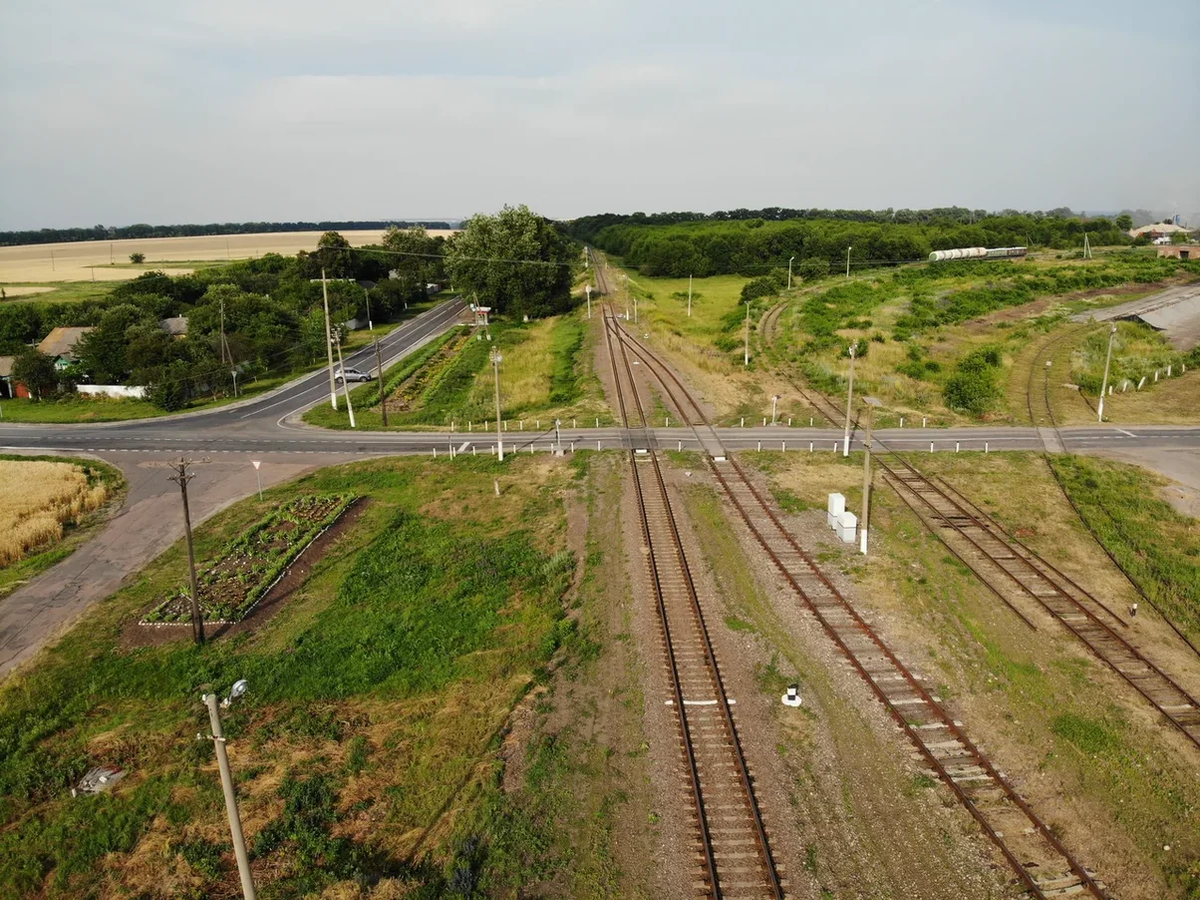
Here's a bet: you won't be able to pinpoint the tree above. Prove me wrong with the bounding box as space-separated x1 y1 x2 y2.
798 257 831 281
446 205 574 319
12 349 58 400
129 252 146 264
314 231 353 278
75 303 149 383
1114 214 1133 232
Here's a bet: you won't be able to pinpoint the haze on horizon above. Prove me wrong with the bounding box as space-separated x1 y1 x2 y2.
1 0 1197 232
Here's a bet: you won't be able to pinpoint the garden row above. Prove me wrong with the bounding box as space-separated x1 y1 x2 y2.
143 493 355 624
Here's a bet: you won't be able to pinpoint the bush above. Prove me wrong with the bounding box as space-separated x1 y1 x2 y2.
128 253 146 264
797 257 830 281
943 346 1003 414
740 274 784 303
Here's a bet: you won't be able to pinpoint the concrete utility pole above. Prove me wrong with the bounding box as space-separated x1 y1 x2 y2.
586 285 592 319
788 256 795 290
363 287 373 331
333 329 356 428
744 300 751 367
491 348 504 461
842 343 856 457
846 245 853 279
860 397 882 555
375 338 388 427
688 274 693 317
321 268 338 409
167 460 205 645
1098 323 1117 422
202 687 257 900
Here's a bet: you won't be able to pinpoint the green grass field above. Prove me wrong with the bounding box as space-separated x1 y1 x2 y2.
0 455 585 898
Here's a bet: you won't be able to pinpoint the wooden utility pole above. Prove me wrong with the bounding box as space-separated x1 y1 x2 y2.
167 459 205 644
375 338 388 427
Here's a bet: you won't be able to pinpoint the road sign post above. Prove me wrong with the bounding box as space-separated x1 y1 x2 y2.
252 460 262 501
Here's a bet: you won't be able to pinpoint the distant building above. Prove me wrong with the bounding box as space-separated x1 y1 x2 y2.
37 326 94 370
1130 222 1195 240
1158 245 1197 261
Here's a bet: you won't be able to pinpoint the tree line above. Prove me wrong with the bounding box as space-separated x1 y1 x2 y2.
0 220 454 247
568 213 1134 278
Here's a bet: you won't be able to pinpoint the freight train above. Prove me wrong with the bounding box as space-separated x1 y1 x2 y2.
928 246 1027 262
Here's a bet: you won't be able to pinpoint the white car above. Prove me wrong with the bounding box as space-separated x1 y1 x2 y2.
334 367 373 383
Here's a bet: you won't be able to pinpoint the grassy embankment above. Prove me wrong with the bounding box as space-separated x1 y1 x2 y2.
744 449 1200 897
765 252 1198 425
0 455 126 599
306 308 614 431
612 252 1197 425
1050 455 1200 646
0 453 642 898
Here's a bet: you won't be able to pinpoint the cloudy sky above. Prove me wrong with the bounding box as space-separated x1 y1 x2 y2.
1 0 1197 229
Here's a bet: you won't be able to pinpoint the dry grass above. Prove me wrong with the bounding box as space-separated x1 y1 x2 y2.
0 230 457 283
0 460 108 566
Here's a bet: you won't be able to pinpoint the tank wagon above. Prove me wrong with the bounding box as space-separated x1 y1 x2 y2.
929 246 1027 262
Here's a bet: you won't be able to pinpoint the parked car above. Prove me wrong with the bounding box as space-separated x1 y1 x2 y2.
334 366 373 383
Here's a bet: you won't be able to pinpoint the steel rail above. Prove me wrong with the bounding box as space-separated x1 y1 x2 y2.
602 305 783 899
606 316 1111 899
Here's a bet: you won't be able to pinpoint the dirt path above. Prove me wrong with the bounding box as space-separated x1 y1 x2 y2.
0 450 364 679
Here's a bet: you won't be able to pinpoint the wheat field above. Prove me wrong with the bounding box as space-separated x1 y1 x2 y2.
0 460 109 566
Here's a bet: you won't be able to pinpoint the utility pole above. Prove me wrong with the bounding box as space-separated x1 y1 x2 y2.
202 690 257 900
333 329 356 428
219 298 227 365
321 268 338 409
771 394 780 424
744 300 751 367
375 338 388 427
688 274 693 317
586 285 592 319
842 343 856 457
363 287 373 331
860 397 882 554
625 275 630 321
1097 323 1117 422
491 348 504 461
846 245 853 279
167 460 205 645
788 256 795 290
634 294 639 325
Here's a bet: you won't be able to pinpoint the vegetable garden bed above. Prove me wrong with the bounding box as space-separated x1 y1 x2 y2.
141 493 356 625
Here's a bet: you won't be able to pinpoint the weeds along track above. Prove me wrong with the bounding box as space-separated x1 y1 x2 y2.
602 306 785 900
607 319 1111 899
587 247 611 296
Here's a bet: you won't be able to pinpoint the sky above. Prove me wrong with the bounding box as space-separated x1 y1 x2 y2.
1 0 1197 230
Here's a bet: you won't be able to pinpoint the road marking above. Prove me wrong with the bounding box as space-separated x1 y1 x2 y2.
457 441 470 453
1115 428 1137 438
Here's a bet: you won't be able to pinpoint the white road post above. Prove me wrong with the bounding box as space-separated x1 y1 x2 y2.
252 460 262 501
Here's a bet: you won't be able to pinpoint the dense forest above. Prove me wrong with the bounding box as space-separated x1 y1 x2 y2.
565 209 1136 278
0 220 454 247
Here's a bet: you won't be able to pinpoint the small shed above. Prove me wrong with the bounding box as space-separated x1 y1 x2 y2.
1157 245 1198 261
0 355 21 399
160 316 189 337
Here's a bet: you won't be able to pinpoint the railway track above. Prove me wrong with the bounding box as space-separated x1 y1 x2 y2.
601 306 785 900
603 319 1111 899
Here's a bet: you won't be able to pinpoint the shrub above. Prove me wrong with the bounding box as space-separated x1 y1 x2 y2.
797 257 830 281
943 346 1003 414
